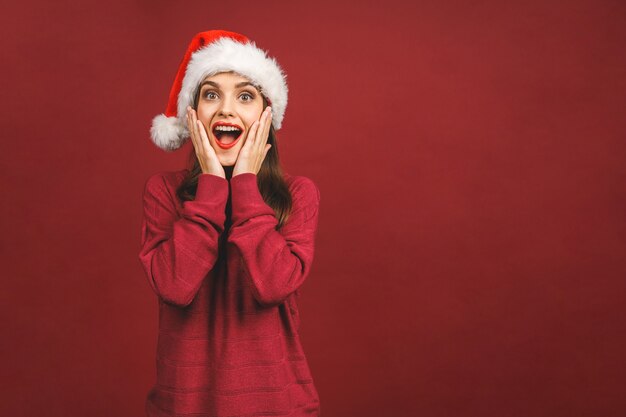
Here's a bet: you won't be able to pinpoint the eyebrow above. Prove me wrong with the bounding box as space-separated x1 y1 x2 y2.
199 80 259 91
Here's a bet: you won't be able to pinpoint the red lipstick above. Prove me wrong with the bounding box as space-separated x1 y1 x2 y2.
211 121 244 149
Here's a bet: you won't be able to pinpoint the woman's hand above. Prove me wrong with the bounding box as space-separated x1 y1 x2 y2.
186 106 226 179
232 106 273 177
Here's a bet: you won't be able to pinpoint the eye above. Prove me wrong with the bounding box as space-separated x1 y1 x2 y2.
240 92 255 102
203 90 218 100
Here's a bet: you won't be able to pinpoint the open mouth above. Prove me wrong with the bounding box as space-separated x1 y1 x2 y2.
212 124 243 149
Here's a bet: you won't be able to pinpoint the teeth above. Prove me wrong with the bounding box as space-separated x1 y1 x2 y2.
214 125 241 132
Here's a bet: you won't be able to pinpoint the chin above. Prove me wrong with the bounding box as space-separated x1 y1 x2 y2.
215 147 241 167
218 157 236 167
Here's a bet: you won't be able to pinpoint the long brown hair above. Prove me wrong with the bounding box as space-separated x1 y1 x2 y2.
176 75 293 230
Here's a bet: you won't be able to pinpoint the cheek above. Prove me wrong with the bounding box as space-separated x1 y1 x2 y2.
196 102 216 119
243 110 264 128
196 108 213 124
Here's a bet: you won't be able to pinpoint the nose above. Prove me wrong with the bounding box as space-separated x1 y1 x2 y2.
217 97 235 118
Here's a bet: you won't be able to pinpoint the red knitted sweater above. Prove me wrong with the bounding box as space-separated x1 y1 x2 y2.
139 169 321 416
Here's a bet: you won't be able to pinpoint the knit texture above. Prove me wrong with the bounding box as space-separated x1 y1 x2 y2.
139 169 321 416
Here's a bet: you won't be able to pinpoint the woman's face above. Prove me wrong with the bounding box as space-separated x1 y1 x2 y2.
195 71 265 166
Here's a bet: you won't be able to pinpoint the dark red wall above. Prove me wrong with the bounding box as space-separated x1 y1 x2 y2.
2 0 625 416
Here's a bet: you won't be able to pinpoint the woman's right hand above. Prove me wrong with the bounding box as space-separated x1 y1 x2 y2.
186 106 226 179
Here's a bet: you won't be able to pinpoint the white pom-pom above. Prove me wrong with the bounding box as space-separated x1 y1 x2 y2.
150 114 188 151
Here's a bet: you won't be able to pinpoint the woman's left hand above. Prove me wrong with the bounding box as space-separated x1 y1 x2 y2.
233 106 273 177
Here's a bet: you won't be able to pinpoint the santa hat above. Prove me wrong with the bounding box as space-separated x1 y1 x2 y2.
150 30 289 151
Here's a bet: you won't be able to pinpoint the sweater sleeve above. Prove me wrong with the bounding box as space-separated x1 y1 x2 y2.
139 172 229 307
227 173 321 308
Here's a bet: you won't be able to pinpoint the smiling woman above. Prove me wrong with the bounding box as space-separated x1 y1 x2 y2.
193 72 263 158
140 30 322 417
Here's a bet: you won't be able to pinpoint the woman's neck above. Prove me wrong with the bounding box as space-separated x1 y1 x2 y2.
223 165 234 180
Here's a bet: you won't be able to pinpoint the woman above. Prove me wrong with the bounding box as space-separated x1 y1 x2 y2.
139 30 322 416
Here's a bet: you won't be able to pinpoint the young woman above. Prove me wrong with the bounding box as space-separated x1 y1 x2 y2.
139 30 321 416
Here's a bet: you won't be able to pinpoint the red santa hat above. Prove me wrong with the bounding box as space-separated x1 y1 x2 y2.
150 29 289 151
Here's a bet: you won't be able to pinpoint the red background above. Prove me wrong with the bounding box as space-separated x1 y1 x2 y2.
1 0 625 416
